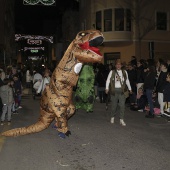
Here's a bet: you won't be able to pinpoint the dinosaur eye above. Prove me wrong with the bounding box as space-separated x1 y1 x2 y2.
79 32 88 36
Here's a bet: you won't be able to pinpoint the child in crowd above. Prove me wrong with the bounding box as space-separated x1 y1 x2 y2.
13 74 22 109
130 87 147 112
163 73 170 121
0 78 14 125
10 79 18 114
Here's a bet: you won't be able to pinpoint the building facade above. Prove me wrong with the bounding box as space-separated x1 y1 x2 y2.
0 0 15 67
79 0 170 64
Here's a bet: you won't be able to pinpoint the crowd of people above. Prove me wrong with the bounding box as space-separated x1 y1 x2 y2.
95 57 170 125
0 57 170 126
0 64 52 126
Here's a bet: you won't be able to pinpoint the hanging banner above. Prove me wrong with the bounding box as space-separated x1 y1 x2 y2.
23 0 56 6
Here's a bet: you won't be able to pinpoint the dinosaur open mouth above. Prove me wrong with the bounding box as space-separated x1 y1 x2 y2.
78 36 104 56
79 42 102 56
89 36 104 47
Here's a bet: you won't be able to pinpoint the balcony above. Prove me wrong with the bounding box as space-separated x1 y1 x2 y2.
103 31 133 42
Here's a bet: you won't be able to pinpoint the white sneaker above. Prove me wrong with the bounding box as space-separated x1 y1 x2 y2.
120 119 126 126
110 117 114 124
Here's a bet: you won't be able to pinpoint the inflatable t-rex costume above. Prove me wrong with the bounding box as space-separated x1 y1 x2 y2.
1 30 104 138
74 64 95 112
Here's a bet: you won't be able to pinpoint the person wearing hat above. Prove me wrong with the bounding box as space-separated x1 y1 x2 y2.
105 59 132 126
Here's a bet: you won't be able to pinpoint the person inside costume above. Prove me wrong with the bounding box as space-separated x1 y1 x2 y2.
74 64 95 113
1 30 104 139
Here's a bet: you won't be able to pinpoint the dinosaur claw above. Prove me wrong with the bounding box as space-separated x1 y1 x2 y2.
65 130 71 137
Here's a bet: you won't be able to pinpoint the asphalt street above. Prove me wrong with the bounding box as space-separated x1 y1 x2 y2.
0 89 170 170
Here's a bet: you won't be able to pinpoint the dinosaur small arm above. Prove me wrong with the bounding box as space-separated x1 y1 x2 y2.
1 30 104 137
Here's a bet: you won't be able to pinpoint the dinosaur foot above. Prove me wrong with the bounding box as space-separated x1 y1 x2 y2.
58 132 66 139
58 131 71 139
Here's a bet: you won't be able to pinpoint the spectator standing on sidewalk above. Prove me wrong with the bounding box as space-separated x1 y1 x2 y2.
127 64 137 106
156 62 168 116
26 67 32 88
37 70 51 95
143 65 157 118
96 64 108 103
130 56 137 68
33 68 42 84
0 70 4 86
105 59 132 126
13 74 23 109
10 79 18 114
0 78 14 125
136 60 144 96
0 68 5 81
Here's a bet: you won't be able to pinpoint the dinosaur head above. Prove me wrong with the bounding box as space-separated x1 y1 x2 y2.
73 30 104 63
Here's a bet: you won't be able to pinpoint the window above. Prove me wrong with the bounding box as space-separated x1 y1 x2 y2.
115 8 131 31
104 9 112 32
156 12 167 30
115 8 124 31
126 9 131 31
104 52 120 65
96 11 102 30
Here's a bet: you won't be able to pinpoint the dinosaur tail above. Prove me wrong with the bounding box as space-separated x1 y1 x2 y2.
1 108 55 137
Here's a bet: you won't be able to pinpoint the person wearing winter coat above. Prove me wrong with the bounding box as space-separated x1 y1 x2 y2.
13 74 23 109
156 62 168 116
143 66 157 118
0 78 14 125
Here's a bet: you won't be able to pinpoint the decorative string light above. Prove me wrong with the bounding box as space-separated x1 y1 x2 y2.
23 0 56 6
24 47 45 52
27 39 42 45
15 34 53 43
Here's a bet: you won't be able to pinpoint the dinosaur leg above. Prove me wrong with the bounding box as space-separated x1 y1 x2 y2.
48 94 70 134
53 102 76 130
66 102 76 119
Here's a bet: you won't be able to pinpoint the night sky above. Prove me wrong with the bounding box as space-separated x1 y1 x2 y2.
15 0 79 35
